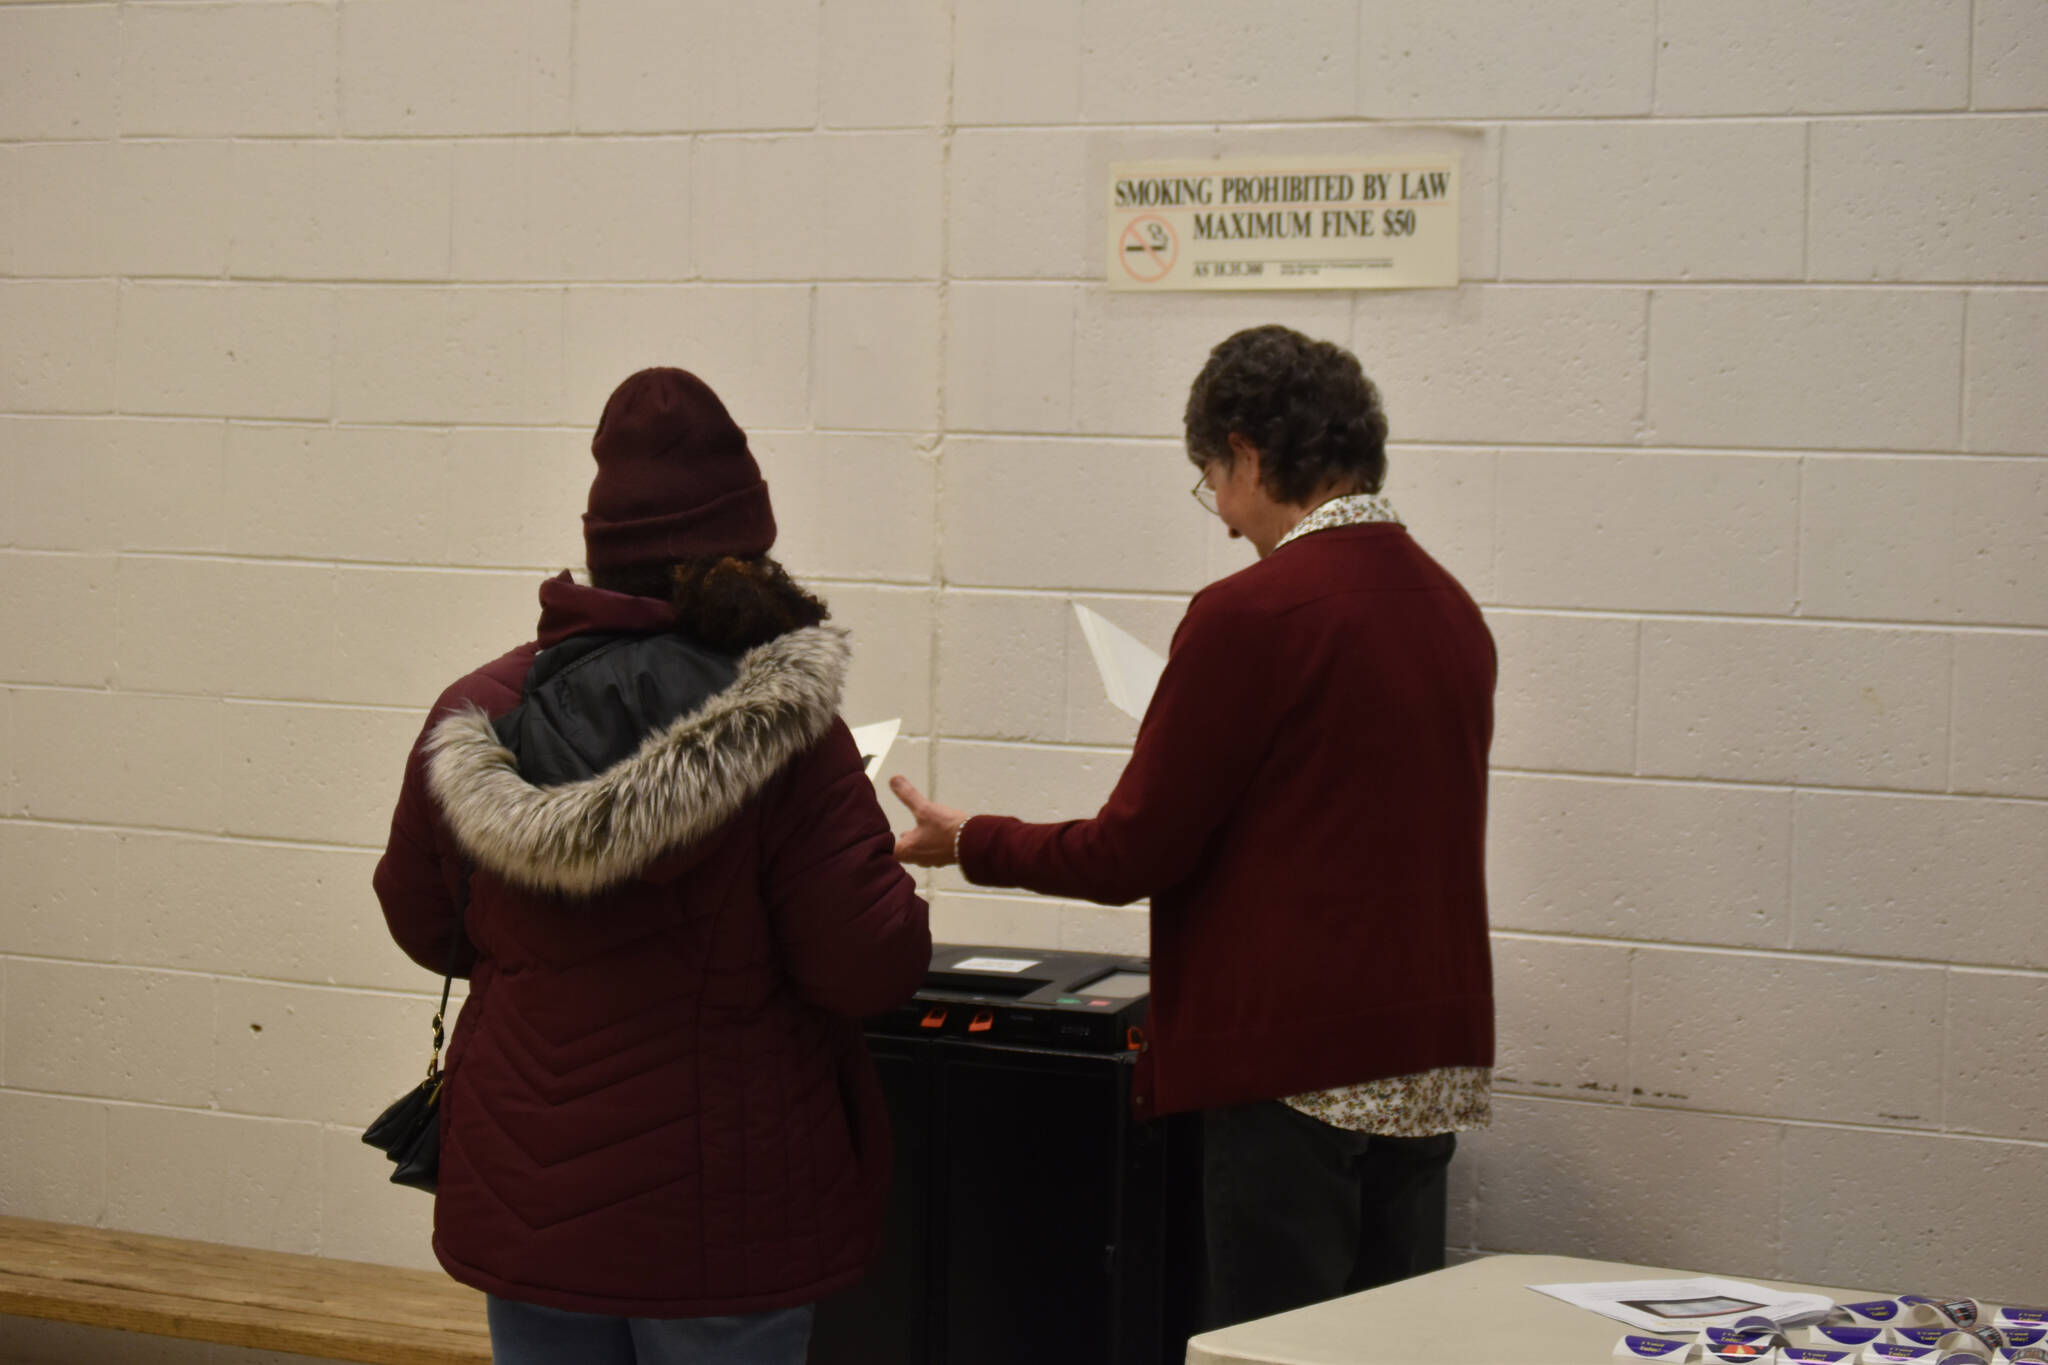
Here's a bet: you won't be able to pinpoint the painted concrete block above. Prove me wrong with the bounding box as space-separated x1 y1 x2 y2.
442 426 590 571
316 1124 441 1269
1491 936 1630 1102
334 286 564 425
566 286 811 434
1502 122 1805 281
220 422 447 564
450 137 692 283
1464 1097 1783 1276
1975 0 2048 109
820 133 944 281
104 1104 322 1253
115 554 336 700
3 960 217 1107
1811 116 2048 282
1965 289 2048 455
115 831 420 991
122 1 336 137
1 550 117 687
761 431 936 585
0 3 119 140
1647 288 1965 451
1081 0 1356 123
1950 631 2048 797
0 281 118 413
940 437 1211 592
928 889 1068 951
1072 290 1352 439
0 143 118 276
1638 620 1951 789
214 979 438 1127
1630 949 1945 1126
119 283 335 421
1800 456 2048 626
0 822 119 961
945 285 1079 434
1780 1125 2047 1303
691 136 821 281
953 0 1081 126
11 689 224 831
1 417 226 553
0 1090 104 1225
821 0 948 129
1944 969 2048 1140
949 131 1092 281
329 566 537 709
1359 0 1655 118
935 737 1128 832
1793 790 2048 972
1490 773 1792 949
341 0 573 136
936 589 1070 742
116 140 235 279
1494 450 1798 614
1383 446 1495 604
1655 0 1970 114
216 700 421 846
1359 287 1647 446
575 0 819 133
1058 903 1149 956
1485 609 1639 775
830 583 935 735
813 285 941 432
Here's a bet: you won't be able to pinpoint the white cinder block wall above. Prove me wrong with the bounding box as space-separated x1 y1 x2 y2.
3 0 2044 1339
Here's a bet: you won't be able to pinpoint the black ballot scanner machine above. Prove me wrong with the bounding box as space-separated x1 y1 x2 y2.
808 945 1203 1365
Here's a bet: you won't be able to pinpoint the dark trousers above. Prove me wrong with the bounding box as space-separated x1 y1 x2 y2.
485 1296 814 1365
1200 1100 1455 1331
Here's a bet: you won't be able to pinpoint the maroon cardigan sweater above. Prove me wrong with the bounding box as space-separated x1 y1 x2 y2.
961 524 1496 1118
375 575 929 1316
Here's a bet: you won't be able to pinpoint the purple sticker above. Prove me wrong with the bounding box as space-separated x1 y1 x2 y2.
1782 1349 1855 1363
1849 1300 1906 1324
1900 1327 1951 1347
2004 1309 2048 1328
1813 1325 1883 1347
1620 1336 1693 1359
1864 1347 1935 1362
2007 1328 2048 1348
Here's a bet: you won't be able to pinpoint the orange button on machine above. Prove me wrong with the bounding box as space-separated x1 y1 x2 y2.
968 1010 995 1034
920 1007 947 1029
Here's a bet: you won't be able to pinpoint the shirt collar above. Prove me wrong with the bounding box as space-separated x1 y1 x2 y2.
1273 492 1402 552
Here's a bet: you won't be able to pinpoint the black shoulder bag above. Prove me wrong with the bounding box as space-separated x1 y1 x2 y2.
362 869 468 1192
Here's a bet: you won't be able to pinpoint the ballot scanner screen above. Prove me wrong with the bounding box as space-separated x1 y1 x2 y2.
1079 971 1150 999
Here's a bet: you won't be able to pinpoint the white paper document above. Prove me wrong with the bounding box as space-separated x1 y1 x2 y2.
847 718 900 780
1530 1277 1834 1334
1072 603 1166 722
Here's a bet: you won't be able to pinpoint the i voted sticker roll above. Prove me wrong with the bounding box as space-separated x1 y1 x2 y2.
1618 1334 1703 1361
1998 1310 2048 1331
1900 1299 1986 1331
1709 1323 1793 1351
1812 1326 1892 1349
1782 1348 1857 1364
1862 1345 1936 1363
1933 1327 2012 1359
1834 1302 1909 1328
2000 1328 2048 1351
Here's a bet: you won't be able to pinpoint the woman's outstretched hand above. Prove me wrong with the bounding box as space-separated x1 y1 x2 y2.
890 776 966 867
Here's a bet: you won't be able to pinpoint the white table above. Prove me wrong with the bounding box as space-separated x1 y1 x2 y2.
1186 1254 1889 1365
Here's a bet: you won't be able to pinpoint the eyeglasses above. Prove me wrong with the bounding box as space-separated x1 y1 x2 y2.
1190 472 1219 516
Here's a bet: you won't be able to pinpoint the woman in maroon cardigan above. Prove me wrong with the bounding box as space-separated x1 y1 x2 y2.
893 326 1497 1331
375 368 929 1365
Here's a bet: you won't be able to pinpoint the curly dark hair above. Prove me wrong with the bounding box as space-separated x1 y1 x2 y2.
1183 324 1389 502
590 554 829 654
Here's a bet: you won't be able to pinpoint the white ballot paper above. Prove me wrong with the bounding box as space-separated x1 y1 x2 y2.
1530 1278 1833 1335
847 718 900 780
1072 603 1166 722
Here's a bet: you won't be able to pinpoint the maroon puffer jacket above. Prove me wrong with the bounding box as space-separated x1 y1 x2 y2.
373 574 929 1316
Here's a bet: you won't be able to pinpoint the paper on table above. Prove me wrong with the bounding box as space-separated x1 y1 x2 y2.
847 718 900 780
1073 603 1166 722
1529 1278 1834 1335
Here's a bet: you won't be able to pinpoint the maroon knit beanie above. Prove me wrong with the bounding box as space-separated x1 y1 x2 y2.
582 368 777 572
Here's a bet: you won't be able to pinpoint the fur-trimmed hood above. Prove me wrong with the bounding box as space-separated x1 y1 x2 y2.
425 625 849 896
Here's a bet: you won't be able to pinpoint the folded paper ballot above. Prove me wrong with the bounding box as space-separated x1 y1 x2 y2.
847 718 900 780
1531 1277 1833 1335
1072 603 1166 722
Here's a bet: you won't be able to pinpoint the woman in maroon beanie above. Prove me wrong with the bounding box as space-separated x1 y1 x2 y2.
374 367 930 1365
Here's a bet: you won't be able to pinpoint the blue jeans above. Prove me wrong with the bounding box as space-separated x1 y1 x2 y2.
485 1296 814 1365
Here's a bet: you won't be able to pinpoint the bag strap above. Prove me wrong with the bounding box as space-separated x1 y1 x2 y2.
425 865 470 1081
